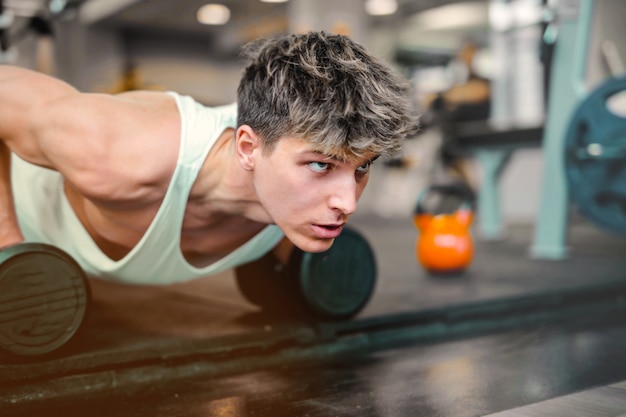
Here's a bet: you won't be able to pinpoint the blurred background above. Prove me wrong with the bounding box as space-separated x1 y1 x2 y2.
1 0 553 223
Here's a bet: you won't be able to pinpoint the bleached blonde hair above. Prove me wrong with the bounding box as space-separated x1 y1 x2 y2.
237 31 419 160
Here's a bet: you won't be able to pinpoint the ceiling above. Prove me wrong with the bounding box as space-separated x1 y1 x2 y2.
28 0 476 36
83 0 468 33
2 0 489 55
84 0 289 37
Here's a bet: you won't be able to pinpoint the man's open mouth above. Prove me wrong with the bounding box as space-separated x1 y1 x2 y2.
312 224 344 238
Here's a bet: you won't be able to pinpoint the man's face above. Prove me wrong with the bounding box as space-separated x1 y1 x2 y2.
252 136 376 253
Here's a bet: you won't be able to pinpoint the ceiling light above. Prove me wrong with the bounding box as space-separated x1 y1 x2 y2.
365 0 397 16
197 4 231 25
413 2 487 31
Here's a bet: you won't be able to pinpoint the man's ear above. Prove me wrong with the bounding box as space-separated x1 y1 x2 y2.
235 125 261 171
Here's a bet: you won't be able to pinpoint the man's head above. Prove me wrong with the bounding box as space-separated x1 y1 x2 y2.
235 31 418 253
236 31 418 161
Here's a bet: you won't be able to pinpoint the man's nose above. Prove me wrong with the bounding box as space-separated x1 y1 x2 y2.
328 177 358 215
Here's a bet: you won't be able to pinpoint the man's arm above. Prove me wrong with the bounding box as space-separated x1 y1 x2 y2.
0 67 181 199
0 67 78 247
0 66 181 245
0 141 22 247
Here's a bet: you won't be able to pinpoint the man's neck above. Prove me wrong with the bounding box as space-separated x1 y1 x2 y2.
188 128 263 221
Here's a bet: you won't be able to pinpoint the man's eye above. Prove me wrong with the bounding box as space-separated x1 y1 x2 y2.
309 161 330 172
356 161 371 174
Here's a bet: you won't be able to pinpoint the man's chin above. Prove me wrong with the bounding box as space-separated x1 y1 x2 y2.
293 236 335 254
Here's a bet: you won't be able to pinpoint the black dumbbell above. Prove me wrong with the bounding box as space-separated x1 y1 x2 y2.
0 242 89 357
236 226 377 321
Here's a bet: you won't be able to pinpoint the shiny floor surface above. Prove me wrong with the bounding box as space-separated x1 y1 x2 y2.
8 311 626 417
487 380 626 417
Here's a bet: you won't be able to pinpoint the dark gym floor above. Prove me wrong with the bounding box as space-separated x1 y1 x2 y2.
3 208 626 416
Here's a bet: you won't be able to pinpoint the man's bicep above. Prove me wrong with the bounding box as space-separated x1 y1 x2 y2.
27 95 118 181
0 67 78 165
27 91 180 201
0 68 179 205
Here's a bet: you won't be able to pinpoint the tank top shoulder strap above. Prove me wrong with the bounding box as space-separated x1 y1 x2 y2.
167 92 238 172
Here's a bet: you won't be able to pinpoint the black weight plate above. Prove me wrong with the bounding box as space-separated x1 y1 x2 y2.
296 227 376 320
565 76 626 235
0 243 89 356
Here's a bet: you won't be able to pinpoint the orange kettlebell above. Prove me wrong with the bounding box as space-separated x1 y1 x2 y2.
413 183 475 274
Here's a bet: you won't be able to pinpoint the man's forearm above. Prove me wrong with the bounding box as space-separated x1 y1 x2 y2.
0 141 23 246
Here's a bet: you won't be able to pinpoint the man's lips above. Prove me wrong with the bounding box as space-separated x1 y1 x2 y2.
311 223 344 239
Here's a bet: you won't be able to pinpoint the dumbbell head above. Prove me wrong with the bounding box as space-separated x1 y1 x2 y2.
289 226 377 320
0 243 89 357
236 226 377 321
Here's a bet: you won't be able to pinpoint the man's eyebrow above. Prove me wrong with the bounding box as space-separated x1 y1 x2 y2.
306 150 381 164
307 150 342 161
359 154 381 165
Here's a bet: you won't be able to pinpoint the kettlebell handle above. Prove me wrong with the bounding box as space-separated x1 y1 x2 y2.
414 182 476 215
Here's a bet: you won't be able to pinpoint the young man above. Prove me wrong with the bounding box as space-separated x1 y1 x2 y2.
0 31 417 285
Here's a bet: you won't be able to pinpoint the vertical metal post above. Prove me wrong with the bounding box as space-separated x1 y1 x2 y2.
530 0 594 259
476 149 513 240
